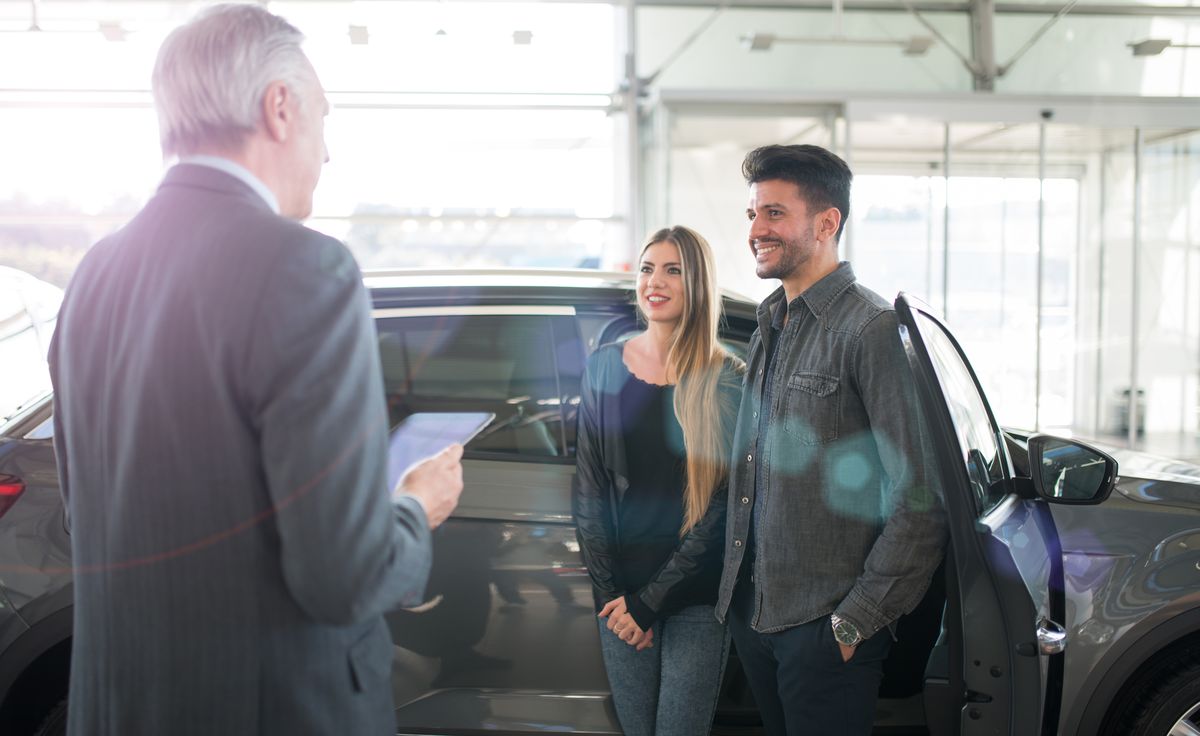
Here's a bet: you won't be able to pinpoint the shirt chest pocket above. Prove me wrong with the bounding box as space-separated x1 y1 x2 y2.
782 372 840 445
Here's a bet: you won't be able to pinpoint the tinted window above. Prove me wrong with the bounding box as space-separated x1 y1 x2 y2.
608 317 753 361
376 313 582 460
912 314 1008 514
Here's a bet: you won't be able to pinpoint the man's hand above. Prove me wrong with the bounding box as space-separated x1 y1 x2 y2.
838 642 856 662
396 444 464 529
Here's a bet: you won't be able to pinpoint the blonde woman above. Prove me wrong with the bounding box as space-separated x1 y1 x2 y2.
572 226 745 735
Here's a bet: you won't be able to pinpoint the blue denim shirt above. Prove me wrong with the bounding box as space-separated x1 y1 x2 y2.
716 262 948 637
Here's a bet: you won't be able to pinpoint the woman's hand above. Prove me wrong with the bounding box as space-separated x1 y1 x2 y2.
599 599 654 651
598 597 627 621
613 613 654 650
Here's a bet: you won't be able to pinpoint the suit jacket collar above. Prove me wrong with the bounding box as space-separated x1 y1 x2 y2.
158 163 276 215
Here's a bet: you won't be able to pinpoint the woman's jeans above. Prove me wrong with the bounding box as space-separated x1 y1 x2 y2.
597 604 730 736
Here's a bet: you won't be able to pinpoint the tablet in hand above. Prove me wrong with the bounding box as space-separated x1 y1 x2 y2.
387 412 494 491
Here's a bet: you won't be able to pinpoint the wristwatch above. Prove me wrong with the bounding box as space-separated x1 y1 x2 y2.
830 614 863 647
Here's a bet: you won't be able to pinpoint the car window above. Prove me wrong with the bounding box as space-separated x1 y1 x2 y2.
24 412 54 439
0 269 62 424
0 307 52 424
911 313 1009 514
608 321 752 361
376 313 581 460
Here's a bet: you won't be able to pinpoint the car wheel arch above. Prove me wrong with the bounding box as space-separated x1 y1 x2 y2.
1071 604 1200 736
0 606 72 736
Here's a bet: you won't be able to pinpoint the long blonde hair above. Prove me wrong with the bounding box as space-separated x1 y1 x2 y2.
640 226 743 535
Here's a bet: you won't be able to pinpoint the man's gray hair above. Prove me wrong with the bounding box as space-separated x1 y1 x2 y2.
152 3 310 157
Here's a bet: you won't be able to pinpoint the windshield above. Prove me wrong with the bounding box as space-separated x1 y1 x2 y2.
0 267 62 422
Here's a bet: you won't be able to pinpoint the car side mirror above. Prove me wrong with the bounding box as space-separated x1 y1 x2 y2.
1028 435 1117 504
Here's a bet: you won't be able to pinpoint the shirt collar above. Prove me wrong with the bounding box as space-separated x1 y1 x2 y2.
177 155 280 214
759 261 858 324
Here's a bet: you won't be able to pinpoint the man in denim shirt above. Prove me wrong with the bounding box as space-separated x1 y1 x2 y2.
715 144 947 735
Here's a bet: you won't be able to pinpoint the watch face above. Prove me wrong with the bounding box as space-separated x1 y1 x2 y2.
832 619 861 646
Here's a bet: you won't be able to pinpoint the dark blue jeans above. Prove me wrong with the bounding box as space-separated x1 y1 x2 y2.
597 604 730 736
728 581 891 736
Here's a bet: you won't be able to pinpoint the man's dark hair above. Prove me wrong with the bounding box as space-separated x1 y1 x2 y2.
742 144 852 241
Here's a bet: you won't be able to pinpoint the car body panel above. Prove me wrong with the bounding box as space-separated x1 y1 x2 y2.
1064 605 1200 735
1052 491 1200 735
0 433 69 621
385 517 611 732
393 689 615 735
455 460 576 524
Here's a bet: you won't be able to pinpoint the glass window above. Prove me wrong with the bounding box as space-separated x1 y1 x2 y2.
853 167 1079 433
913 313 1009 514
0 269 61 423
25 413 54 440
0 1 625 280
310 105 618 269
376 313 582 459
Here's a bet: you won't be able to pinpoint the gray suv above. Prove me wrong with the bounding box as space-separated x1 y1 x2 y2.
0 269 1198 735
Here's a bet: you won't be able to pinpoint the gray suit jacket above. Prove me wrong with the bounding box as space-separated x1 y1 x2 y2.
49 163 431 735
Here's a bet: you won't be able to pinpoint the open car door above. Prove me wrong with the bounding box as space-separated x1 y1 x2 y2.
895 293 1066 736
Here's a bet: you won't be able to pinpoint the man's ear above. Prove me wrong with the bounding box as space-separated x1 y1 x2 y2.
261 80 293 143
816 206 842 243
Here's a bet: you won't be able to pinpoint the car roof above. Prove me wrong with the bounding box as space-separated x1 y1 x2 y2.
363 268 759 318
364 268 636 292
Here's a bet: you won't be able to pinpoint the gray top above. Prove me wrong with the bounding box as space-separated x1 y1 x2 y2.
715 262 948 637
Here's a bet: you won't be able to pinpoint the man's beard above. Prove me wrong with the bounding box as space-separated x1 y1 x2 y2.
754 236 810 281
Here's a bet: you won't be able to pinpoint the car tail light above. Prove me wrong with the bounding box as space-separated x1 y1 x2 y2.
0 474 26 519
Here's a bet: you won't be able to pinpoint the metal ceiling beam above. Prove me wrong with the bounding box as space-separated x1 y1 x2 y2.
5 0 1200 15
969 0 998 91
633 0 1200 15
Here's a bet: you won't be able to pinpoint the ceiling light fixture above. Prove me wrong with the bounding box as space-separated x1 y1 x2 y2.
348 24 369 45
741 0 933 57
512 29 533 45
740 31 934 56
1128 38 1196 57
98 20 126 42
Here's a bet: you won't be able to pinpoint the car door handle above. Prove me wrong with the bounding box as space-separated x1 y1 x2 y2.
1036 618 1067 655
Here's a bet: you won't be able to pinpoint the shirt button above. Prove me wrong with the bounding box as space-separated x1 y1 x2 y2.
741 497 750 504
759 369 764 376
753 411 758 418
747 454 753 462
733 540 743 548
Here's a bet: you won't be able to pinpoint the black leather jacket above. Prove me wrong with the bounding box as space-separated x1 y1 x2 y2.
571 342 744 628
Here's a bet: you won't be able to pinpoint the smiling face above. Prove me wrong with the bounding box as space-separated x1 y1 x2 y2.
746 178 823 283
637 240 686 326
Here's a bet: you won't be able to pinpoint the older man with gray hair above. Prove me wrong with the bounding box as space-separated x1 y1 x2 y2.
48 5 462 735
